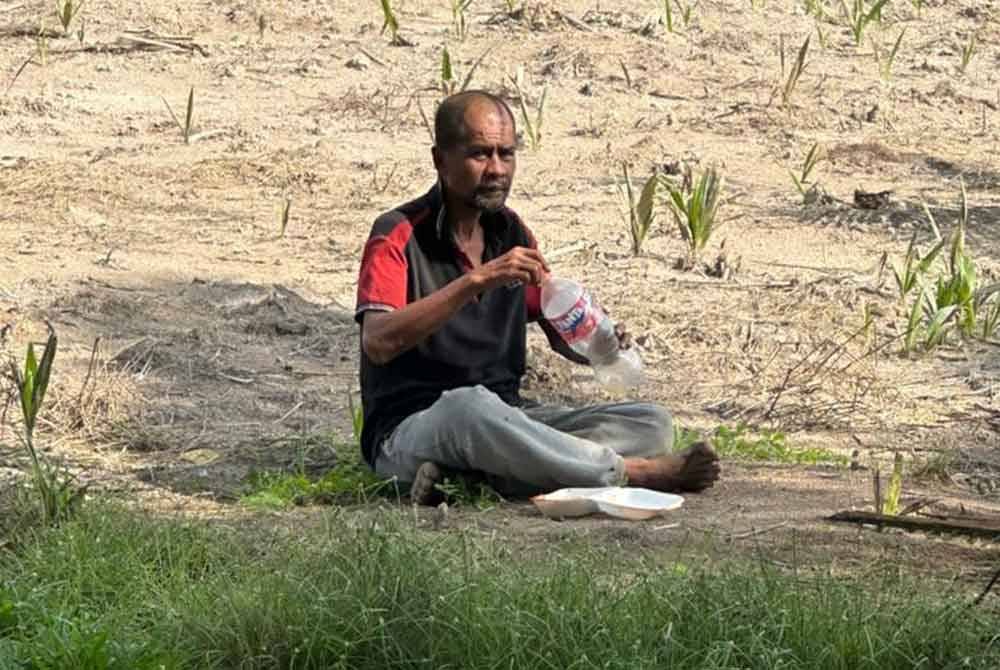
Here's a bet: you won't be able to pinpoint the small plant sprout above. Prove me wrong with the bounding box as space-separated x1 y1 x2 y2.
347 391 364 447
841 0 889 46
781 35 810 108
508 70 546 150
935 184 977 336
162 86 195 144
663 166 725 267
802 0 825 17
789 142 824 197
814 20 828 49
451 0 473 41
440 46 491 97
675 0 695 27
872 28 905 81
55 0 84 36
279 196 291 238
661 0 694 33
379 0 409 46
662 0 675 33
36 24 50 68
504 0 518 12
882 452 904 516
981 292 1000 339
618 163 659 256
7 325 83 524
960 33 976 75
899 182 991 352
441 46 454 95
892 232 945 299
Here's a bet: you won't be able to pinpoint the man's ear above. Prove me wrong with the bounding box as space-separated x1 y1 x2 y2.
431 145 443 171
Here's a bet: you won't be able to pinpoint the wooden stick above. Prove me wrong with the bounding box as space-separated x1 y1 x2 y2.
727 521 788 541
973 565 1000 606
829 510 1000 539
554 10 594 32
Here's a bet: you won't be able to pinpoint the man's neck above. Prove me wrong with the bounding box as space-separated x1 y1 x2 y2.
442 193 482 242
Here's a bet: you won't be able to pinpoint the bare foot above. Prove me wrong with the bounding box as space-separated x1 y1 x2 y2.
624 442 721 492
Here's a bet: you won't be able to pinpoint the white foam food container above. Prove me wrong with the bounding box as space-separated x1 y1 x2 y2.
531 487 684 521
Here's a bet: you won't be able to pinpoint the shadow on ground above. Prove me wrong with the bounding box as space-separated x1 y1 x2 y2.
24 278 360 500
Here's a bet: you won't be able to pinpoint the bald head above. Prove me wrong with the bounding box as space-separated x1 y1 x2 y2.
434 90 516 152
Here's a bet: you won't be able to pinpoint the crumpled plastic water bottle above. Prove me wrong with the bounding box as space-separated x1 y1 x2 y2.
540 276 644 391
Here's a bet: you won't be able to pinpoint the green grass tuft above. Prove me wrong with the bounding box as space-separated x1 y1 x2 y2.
241 437 390 509
675 423 847 465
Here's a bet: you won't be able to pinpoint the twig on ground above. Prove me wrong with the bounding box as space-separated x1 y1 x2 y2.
973 565 1000 606
273 401 305 425
727 521 789 541
547 241 593 262
553 10 594 32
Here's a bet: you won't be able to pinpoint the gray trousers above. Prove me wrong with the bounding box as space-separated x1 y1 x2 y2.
374 385 673 496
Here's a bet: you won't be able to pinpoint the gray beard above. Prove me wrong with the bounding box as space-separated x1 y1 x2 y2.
468 188 509 213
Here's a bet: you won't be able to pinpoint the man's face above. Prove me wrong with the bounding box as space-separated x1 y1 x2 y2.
435 101 517 214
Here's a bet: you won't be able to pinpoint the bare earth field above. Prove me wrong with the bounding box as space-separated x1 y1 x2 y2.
2 0 1000 579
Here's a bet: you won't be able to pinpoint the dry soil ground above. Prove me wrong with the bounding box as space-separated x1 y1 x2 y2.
2 0 1000 580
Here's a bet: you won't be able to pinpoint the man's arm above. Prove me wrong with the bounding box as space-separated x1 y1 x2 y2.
362 246 548 365
537 318 590 365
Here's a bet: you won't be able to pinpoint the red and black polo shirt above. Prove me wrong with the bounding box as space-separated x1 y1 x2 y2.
355 184 543 466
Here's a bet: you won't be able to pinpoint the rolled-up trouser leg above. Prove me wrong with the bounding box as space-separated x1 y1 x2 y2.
374 385 627 494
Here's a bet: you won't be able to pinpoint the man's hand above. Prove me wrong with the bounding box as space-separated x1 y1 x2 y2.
614 322 633 350
471 247 548 291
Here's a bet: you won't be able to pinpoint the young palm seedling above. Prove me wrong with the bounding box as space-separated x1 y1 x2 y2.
451 0 473 41
278 197 291 238
162 86 195 144
934 199 977 337
675 0 695 28
378 0 411 45
892 232 945 300
55 0 85 36
508 71 546 150
789 142 824 199
841 0 889 46
959 34 976 75
662 166 725 268
662 0 675 33
618 163 659 256
661 0 694 33
7 326 83 524
872 28 905 81
440 46 491 97
347 391 364 448
980 293 1000 340
781 35 810 108
881 452 904 515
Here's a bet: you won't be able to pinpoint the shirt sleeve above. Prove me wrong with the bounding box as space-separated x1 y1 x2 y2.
355 234 408 323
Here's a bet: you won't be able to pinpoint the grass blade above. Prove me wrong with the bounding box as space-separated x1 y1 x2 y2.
183 86 194 144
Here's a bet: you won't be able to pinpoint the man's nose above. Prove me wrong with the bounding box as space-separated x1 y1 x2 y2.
485 151 507 175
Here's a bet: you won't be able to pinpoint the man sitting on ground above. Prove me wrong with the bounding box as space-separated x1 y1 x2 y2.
355 90 720 505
